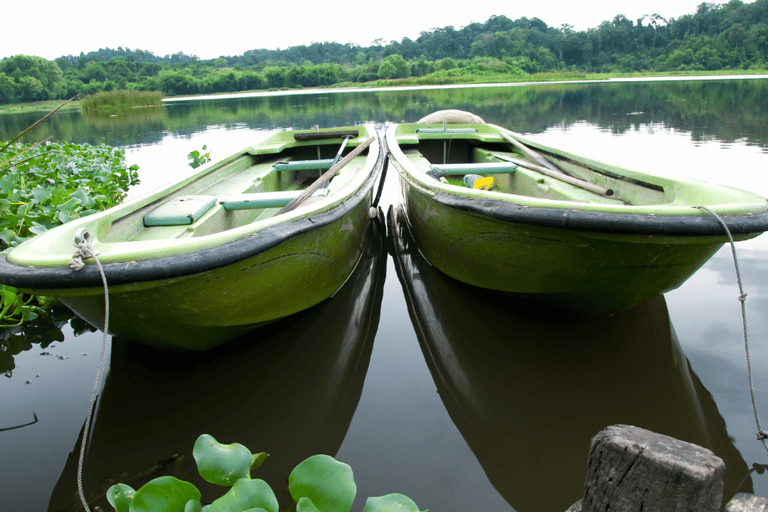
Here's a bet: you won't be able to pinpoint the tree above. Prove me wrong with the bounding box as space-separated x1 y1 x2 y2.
0 72 15 103
378 54 410 79
0 55 65 100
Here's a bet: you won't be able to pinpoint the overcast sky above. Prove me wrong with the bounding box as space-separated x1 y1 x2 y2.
2 0 738 61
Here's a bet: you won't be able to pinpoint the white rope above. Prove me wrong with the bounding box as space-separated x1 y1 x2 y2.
70 236 110 512
696 205 768 454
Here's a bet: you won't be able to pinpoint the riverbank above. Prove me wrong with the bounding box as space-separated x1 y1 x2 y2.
2 69 767 113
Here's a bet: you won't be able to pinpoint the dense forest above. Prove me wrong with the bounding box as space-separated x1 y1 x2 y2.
1 0 768 104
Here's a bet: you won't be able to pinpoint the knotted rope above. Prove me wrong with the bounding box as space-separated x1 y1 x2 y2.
69 230 110 512
696 205 768 453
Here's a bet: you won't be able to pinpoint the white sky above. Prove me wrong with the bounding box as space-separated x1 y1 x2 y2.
1 0 738 61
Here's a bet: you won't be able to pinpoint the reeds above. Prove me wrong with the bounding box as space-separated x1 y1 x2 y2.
80 90 164 116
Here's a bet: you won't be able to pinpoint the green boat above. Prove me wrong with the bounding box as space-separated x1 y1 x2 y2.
385 110 768 313
0 126 384 350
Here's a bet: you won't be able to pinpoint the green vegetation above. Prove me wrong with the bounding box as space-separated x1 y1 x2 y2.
1 0 768 103
106 433 424 512
80 90 164 116
0 139 139 325
187 145 211 169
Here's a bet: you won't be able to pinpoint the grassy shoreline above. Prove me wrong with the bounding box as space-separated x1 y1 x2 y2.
1 69 766 113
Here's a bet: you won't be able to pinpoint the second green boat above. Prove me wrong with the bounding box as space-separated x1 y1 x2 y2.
386 109 768 313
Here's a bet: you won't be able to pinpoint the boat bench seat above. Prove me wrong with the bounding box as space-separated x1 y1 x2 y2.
143 195 217 227
220 189 329 210
273 159 334 172
221 191 301 210
416 128 478 134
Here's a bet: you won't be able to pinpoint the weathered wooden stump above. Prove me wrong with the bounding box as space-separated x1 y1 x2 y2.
580 425 725 512
726 493 768 511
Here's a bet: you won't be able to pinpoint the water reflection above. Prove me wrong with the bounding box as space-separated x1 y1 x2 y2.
0 307 93 378
3 79 768 151
388 205 750 511
47 221 387 512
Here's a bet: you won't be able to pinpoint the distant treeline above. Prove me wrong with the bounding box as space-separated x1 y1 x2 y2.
2 0 767 103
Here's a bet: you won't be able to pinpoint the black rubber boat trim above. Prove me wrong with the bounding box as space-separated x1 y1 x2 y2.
433 193 768 237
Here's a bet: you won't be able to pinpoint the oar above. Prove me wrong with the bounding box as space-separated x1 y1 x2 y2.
499 131 568 175
330 134 352 167
278 136 375 214
492 153 615 197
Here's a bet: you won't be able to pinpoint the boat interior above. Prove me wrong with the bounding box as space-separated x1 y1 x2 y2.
400 134 672 207
103 136 372 243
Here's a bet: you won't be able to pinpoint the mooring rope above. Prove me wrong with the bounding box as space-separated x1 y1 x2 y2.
69 233 110 512
696 205 768 455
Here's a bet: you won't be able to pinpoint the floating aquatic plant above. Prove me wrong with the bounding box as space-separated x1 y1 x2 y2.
0 139 139 326
106 434 426 512
187 145 211 169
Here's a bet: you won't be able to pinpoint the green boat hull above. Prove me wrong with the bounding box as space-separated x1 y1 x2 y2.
386 112 768 313
0 126 383 350
399 188 722 312
56 203 373 351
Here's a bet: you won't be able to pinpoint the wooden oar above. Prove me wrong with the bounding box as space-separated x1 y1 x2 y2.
492 153 615 197
278 136 375 214
499 131 568 175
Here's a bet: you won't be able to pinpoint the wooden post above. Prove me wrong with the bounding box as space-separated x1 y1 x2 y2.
580 425 725 512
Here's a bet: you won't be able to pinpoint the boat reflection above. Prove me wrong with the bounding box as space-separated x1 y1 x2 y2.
48 217 387 512
388 205 750 512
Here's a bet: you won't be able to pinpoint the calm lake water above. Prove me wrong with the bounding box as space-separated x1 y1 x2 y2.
3 78 768 512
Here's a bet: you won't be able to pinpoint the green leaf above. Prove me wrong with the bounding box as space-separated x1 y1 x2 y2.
193 433 254 486
296 497 323 512
106 483 135 512
185 499 203 512
208 478 278 512
70 188 95 208
289 455 356 512
251 452 268 472
128 476 201 512
0 172 18 195
28 222 48 235
31 185 52 203
56 197 82 213
363 494 427 512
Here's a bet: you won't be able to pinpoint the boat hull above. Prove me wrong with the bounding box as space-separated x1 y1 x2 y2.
57 200 373 350
399 180 723 312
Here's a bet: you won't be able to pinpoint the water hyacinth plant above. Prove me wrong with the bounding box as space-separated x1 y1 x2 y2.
0 139 139 325
187 145 211 169
106 434 426 512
